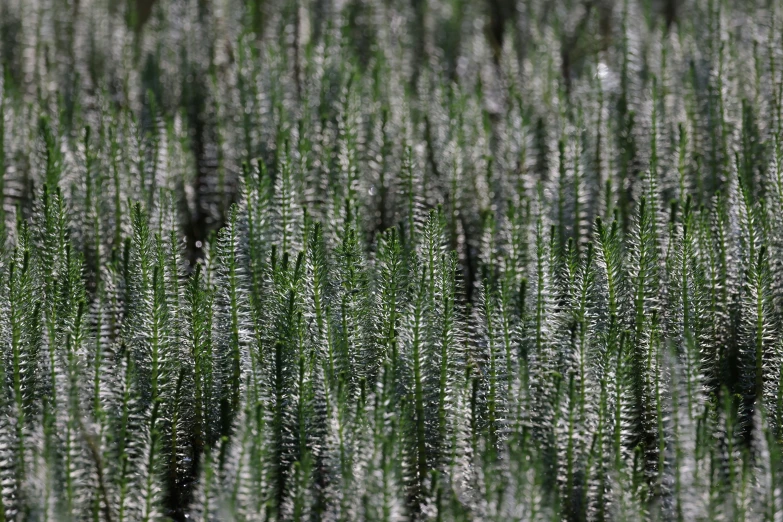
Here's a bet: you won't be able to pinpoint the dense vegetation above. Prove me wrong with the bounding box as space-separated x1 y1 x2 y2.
1 0 783 520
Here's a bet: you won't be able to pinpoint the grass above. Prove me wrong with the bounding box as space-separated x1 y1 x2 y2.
1 0 783 520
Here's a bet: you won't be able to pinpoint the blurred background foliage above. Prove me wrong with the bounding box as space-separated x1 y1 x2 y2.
0 0 685 279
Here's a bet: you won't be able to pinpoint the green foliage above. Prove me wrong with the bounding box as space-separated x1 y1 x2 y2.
3 0 783 520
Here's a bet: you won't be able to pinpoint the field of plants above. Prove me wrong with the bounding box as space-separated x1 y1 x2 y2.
1 0 782 520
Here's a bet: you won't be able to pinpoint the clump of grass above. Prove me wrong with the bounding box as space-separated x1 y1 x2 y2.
1 0 783 520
